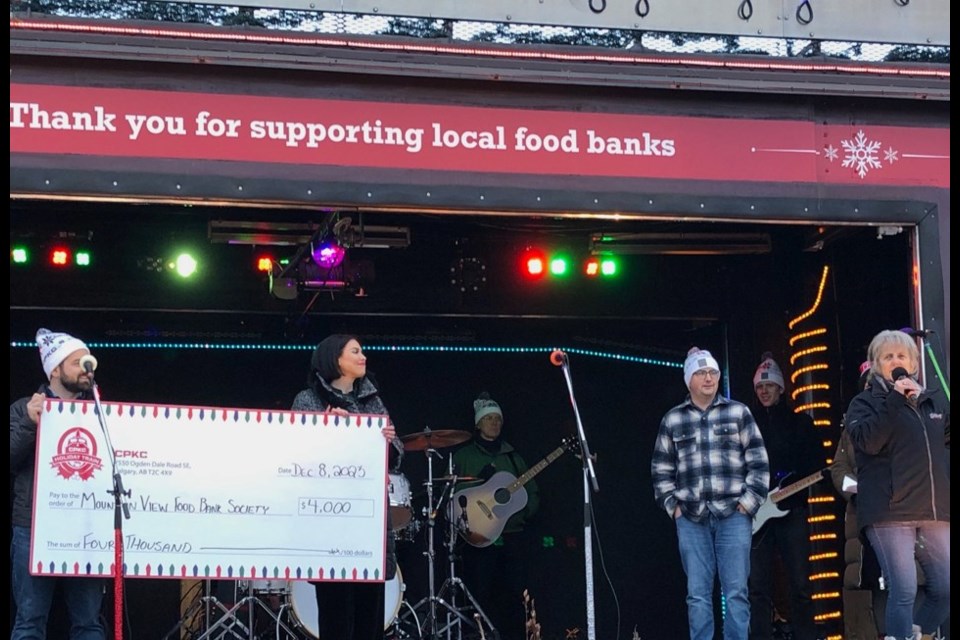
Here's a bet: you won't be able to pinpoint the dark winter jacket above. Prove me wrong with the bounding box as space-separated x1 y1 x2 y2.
291 374 397 579
10 384 92 528
753 399 822 511
292 374 388 416
845 378 950 532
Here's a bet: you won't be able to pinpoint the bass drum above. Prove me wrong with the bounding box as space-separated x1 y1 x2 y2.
289 569 404 638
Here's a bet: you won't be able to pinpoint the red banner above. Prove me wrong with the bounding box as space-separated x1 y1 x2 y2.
10 84 949 188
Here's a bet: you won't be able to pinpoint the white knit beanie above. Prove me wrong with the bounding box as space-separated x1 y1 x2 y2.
473 393 503 425
753 352 785 391
683 346 720 387
36 328 89 380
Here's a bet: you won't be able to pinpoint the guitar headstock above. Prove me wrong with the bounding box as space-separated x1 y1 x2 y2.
560 436 578 452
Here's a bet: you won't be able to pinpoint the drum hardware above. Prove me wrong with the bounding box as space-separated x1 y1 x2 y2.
161 579 301 640
397 442 497 640
395 515 423 543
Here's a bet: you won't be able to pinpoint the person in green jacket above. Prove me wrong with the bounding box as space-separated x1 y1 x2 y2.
451 392 540 640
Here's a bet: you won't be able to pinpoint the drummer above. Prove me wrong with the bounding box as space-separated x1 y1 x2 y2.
451 392 540 640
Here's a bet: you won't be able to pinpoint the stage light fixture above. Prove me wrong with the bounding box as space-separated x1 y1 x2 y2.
50 246 70 267
450 256 488 293
75 251 92 267
312 240 346 269
600 257 618 277
549 255 571 277
12 246 29 264
170 253 198 278
522 248 546 278
256 255 273 273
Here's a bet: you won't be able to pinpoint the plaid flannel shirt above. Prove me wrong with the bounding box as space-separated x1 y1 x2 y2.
652 393 769 523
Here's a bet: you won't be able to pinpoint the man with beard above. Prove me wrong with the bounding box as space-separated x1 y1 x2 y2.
10 329 106 639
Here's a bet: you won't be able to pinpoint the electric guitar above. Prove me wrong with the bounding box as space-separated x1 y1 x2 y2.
451 437 577 547
752 468 828 535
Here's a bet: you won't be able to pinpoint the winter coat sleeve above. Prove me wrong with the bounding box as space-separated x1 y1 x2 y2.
651 416 679 517
10 397 37 471
830 428 857 503
739 408 770 515
845 390 905 455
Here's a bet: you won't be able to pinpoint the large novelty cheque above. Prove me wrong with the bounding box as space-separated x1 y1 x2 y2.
32 400 389 582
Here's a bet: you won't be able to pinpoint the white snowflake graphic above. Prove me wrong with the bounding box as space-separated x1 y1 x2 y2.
823 144 839 161
884 146 899 164
841 129 883 179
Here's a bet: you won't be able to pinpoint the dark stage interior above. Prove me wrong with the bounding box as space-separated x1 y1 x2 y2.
10 200 918 639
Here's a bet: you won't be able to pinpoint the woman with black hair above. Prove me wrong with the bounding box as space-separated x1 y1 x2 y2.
292 334 400 640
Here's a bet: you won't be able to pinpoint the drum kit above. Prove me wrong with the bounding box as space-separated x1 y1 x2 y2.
165 427 494 640
393 426 498 640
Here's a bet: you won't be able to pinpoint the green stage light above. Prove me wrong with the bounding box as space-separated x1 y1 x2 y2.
12 246 29 264
170 253 199 278
599 257 619 277
549 255 570 277
75 251 92 267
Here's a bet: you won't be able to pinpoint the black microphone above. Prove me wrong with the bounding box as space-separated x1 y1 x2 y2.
891 366 918 399
901 327 934 338
79 354 98 374
549 349 567 366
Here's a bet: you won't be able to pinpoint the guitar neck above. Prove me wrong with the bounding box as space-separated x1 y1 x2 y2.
771 469 825 504
509 444 568 493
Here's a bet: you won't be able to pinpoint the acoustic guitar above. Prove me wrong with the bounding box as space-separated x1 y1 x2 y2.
451 437 576 547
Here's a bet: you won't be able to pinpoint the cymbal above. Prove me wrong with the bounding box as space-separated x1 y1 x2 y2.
400 429 471 451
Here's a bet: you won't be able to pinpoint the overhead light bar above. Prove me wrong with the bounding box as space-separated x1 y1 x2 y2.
208 220 410 249
590 232 771 255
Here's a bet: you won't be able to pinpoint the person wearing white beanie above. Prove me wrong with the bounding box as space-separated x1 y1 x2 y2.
748 351 821 640
753 352 785 395
36 327 90 380
653 346 769 640
10 329 106 638
683 347 721 388
452 392 540 639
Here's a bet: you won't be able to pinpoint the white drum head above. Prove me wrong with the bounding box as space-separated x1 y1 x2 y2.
289 569 404 638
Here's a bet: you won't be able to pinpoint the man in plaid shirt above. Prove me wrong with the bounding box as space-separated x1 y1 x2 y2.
652 347 770 640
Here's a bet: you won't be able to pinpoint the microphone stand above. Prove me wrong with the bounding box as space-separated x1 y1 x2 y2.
553 352 599 640
921 338 950 401
89 374 132 640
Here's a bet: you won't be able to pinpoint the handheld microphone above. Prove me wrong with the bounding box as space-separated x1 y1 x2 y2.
900 327 934 338
891 366 918 399
549 349 567 367
79 354 98 374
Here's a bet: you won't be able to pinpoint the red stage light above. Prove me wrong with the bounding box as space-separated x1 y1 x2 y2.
50 247 70 267
522 248 546 278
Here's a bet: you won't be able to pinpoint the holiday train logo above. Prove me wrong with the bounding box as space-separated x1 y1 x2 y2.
51 427 103 480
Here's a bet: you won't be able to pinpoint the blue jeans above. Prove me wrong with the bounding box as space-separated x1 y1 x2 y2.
677 511 752 640
866 521 950 639
11 525 106 640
